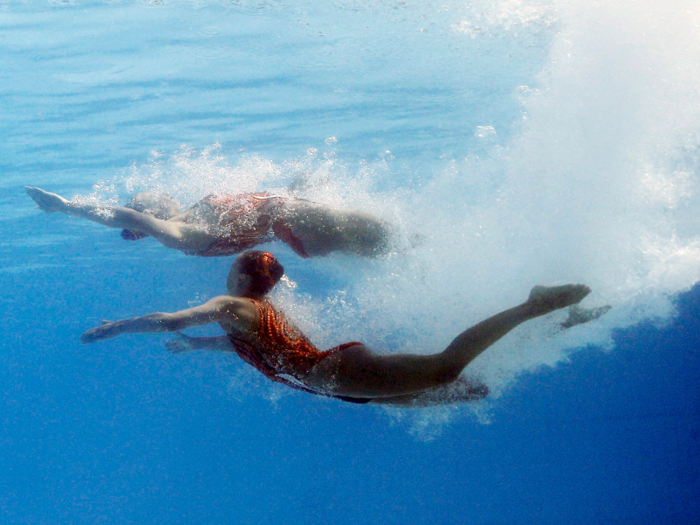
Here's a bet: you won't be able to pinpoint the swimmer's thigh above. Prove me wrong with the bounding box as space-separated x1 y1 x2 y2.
306 344 451 398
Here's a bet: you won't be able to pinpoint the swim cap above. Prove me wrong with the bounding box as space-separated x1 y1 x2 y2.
236 251 285 296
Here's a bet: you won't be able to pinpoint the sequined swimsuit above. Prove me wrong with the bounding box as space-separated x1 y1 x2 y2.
191 193 310 258
227 298 370 404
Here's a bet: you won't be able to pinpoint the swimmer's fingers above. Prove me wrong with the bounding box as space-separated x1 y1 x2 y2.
25 186 69 214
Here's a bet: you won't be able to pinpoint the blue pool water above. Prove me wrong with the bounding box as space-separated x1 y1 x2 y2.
1 1 699 523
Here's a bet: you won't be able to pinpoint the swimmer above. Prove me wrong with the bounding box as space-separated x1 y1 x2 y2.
81 251 592 407
25 187 391 258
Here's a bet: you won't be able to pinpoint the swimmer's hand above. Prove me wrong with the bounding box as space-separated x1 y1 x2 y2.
165 332 197 354
25 186 70 214
81 320 121 344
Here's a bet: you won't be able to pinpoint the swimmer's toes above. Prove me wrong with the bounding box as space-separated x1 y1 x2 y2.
25 186 40 201
25 186 54 210
564 284 592 305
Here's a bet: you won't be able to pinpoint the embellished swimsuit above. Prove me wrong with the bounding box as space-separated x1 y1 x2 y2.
227 298 371 404
191 193 310 258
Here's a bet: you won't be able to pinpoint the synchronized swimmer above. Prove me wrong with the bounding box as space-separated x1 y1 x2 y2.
26 186 391 258
80 251 592 407
27 183 601 407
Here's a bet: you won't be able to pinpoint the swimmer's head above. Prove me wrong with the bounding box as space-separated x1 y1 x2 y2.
120 192 182 241
228 251 284 298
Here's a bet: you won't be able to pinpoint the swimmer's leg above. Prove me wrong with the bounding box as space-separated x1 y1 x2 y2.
439 284 592 370
307 284 590 398
25 186 194 250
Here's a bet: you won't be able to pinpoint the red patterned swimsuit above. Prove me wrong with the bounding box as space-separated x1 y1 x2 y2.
191 193 310 258
228 298 370 403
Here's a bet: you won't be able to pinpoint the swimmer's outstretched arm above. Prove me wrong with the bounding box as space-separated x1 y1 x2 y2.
25 186 186 249
80 296 253 344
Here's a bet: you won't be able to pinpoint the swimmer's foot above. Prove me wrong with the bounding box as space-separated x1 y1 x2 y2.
561 304 612 329
527 284 591 316
25 186 69 214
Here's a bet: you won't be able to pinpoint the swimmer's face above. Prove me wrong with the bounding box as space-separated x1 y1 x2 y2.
126 192 181 220
226 261 252 297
